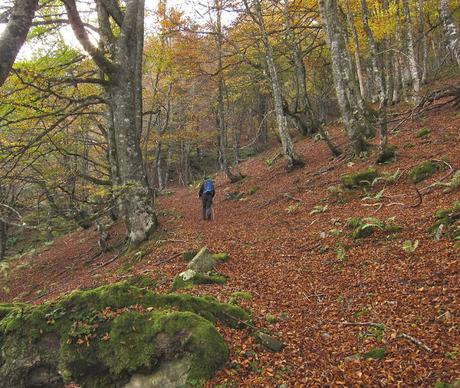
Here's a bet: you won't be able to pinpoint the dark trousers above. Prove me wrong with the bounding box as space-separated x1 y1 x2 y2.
201 193 213 220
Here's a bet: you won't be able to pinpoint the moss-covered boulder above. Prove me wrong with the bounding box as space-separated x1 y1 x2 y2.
0 282 249 387
430 200 460 240
341 168 378 189
409 160 437 183
187 247 227 273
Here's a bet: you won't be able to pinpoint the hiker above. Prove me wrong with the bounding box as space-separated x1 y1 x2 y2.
198 177 215 220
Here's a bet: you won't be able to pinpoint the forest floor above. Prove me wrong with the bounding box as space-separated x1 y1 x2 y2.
1 80 459 386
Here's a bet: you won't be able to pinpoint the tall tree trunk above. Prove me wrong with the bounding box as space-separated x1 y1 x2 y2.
283 0 320 136
256 91 269 149
67 0 157 244
0 0 39 86
360 0 391 162
155 141 163 190
215 0 239 180
402 0 421 104
318 0 370 154
109 0 156 243
417 0 428 83
245 0 303 169
344 0 367 99
439 0 460 67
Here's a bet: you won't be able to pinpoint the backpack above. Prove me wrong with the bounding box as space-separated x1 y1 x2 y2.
203 179 214 194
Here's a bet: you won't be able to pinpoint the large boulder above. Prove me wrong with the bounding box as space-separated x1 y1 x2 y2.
0 282 249 388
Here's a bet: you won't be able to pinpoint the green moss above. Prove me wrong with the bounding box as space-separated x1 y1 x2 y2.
265 314 278 324
443 171 460 193
60 310 228 386
409 160 437 183
430 201 460 240
182 250 198 262
172 273 227 291
0 282 249 386
213 253 229 262
229 291 252 304
363 347 386 360
248 186 260 195
434 379 460 388
416 128 431 138
124 274 157 289
341 168 378 189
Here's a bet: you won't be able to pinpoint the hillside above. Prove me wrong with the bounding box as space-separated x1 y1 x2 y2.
1 93 459 386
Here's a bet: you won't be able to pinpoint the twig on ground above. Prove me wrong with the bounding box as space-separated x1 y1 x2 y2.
398 332 433 352
335 321 432 353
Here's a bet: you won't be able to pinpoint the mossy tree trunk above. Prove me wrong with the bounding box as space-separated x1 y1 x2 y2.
66 0 157 244
360 0 391 161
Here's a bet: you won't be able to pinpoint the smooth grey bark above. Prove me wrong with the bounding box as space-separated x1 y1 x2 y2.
439 0 460 68
360 0 390 161
214 0 239 180
66 0 156 244
318 0 370 154
402 0 421 104
417 0 428 83
244 0 303 169
344 0 367 99
0 0 39 87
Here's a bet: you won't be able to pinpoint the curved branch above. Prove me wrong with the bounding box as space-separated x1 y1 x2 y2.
63 0 117 76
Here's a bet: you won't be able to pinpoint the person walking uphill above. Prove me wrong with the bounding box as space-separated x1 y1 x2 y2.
199 177 215 220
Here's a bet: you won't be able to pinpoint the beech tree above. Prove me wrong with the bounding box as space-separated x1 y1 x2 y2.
0 0 157 244
243 0 304 169
318 0 370 154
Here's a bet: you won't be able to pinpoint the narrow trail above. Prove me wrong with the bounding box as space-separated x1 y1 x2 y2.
1 100 459 385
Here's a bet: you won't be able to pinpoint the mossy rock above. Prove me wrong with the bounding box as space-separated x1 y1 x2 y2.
341 168 378 189
409 160 437 183
0 281 249 387
376 146 396 164
416 128 431 138
172 272 227 291
187 247 226 273
430 200 460 240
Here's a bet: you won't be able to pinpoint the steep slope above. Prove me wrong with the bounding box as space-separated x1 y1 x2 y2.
1 92 459 386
